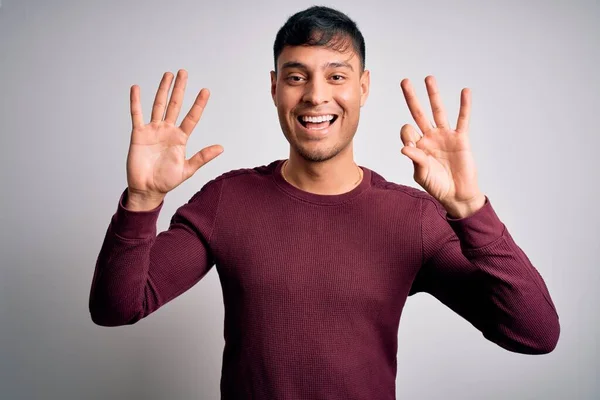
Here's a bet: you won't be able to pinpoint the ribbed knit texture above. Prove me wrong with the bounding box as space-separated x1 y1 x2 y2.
89 159 560 400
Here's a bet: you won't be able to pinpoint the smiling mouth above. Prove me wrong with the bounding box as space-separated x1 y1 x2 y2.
297 115 339 130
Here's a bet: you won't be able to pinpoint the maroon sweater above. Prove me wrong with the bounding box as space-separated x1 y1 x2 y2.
89 159 559 399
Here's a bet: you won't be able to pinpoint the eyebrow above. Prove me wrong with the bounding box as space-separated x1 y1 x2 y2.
280 60 354 72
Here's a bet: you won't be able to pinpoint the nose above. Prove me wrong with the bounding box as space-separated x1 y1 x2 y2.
302 78 331 106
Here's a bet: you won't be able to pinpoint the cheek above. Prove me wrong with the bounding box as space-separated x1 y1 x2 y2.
276 89 299 114
275 93 298 130
335 87 362 115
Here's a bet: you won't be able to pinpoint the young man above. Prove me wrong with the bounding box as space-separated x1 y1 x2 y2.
89 6 560 399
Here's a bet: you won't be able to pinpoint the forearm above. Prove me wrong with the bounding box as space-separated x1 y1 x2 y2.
462 230 560 354
420 196 560 354
89 234 155 326
89 185 220 327
89 189 162 326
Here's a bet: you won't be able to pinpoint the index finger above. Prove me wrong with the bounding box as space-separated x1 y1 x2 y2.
401 78 433 133
180 88 210 136
130 85 144 129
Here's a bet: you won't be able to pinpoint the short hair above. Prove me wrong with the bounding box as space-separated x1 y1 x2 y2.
273 6 366 73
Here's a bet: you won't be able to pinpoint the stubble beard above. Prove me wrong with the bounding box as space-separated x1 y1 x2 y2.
282 114 358 163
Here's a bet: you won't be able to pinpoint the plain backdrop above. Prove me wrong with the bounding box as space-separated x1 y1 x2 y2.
1 0 598 399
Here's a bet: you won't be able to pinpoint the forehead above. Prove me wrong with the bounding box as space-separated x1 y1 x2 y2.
277 45 359 71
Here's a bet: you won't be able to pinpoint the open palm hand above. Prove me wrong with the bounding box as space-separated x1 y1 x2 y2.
399 76 484 217
127 70 224 200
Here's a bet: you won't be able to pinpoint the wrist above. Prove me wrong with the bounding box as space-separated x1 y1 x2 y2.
442 193 486 219
125 188 165 212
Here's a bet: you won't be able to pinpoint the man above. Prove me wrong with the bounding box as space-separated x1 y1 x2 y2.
89 5 560 399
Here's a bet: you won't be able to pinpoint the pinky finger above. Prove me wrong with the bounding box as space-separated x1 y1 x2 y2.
456 88 471 133
130 85 144 129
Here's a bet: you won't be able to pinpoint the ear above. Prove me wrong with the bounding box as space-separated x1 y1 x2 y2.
359 69 370 107
270 70 277 106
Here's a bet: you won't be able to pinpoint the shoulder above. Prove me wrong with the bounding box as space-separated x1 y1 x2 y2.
367 167 447 219
208 159 279 186
188 160 280 201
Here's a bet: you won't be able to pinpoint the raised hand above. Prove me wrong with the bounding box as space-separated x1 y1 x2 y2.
399 76 485 218
126 69 224 210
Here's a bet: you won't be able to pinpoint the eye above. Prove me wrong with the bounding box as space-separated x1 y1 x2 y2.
330 75 346 82
286 75 305 84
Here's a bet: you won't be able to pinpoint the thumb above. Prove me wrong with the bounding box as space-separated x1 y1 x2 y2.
399 124 427 168
184 145 224 180
400 124 421 148
400 143 428 169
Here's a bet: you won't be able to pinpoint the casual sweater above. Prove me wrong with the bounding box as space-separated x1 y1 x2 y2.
89 159 560 400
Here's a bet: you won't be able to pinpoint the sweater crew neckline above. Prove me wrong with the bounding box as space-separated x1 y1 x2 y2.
272 159 372 205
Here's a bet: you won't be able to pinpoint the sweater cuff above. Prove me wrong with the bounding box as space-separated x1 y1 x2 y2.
445 196 505 250
110 188 163 240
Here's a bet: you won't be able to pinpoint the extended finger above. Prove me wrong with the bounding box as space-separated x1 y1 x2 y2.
425 76 450 129
183 145 224 180
130 85 144 129
400 79 433 134
400 124 422 147
180 88 210 136
164 69 188 125
456 88 471 133
151 72 174 123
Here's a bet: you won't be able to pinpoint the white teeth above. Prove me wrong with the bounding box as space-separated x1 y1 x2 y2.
301 114 334 123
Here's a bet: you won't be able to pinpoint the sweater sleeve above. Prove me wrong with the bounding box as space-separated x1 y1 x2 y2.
89 179 223 327
408 195 560 354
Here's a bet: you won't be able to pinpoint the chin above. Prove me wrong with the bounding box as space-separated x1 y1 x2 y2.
291 137 353 163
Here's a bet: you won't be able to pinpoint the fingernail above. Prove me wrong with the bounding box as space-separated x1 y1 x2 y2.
408 141 415 147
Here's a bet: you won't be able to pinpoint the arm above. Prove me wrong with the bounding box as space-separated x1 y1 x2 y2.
90 69 224 327
409 195 560 354
89 179 223 326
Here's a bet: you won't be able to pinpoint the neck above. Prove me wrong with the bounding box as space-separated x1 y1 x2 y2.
282 156 363 195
